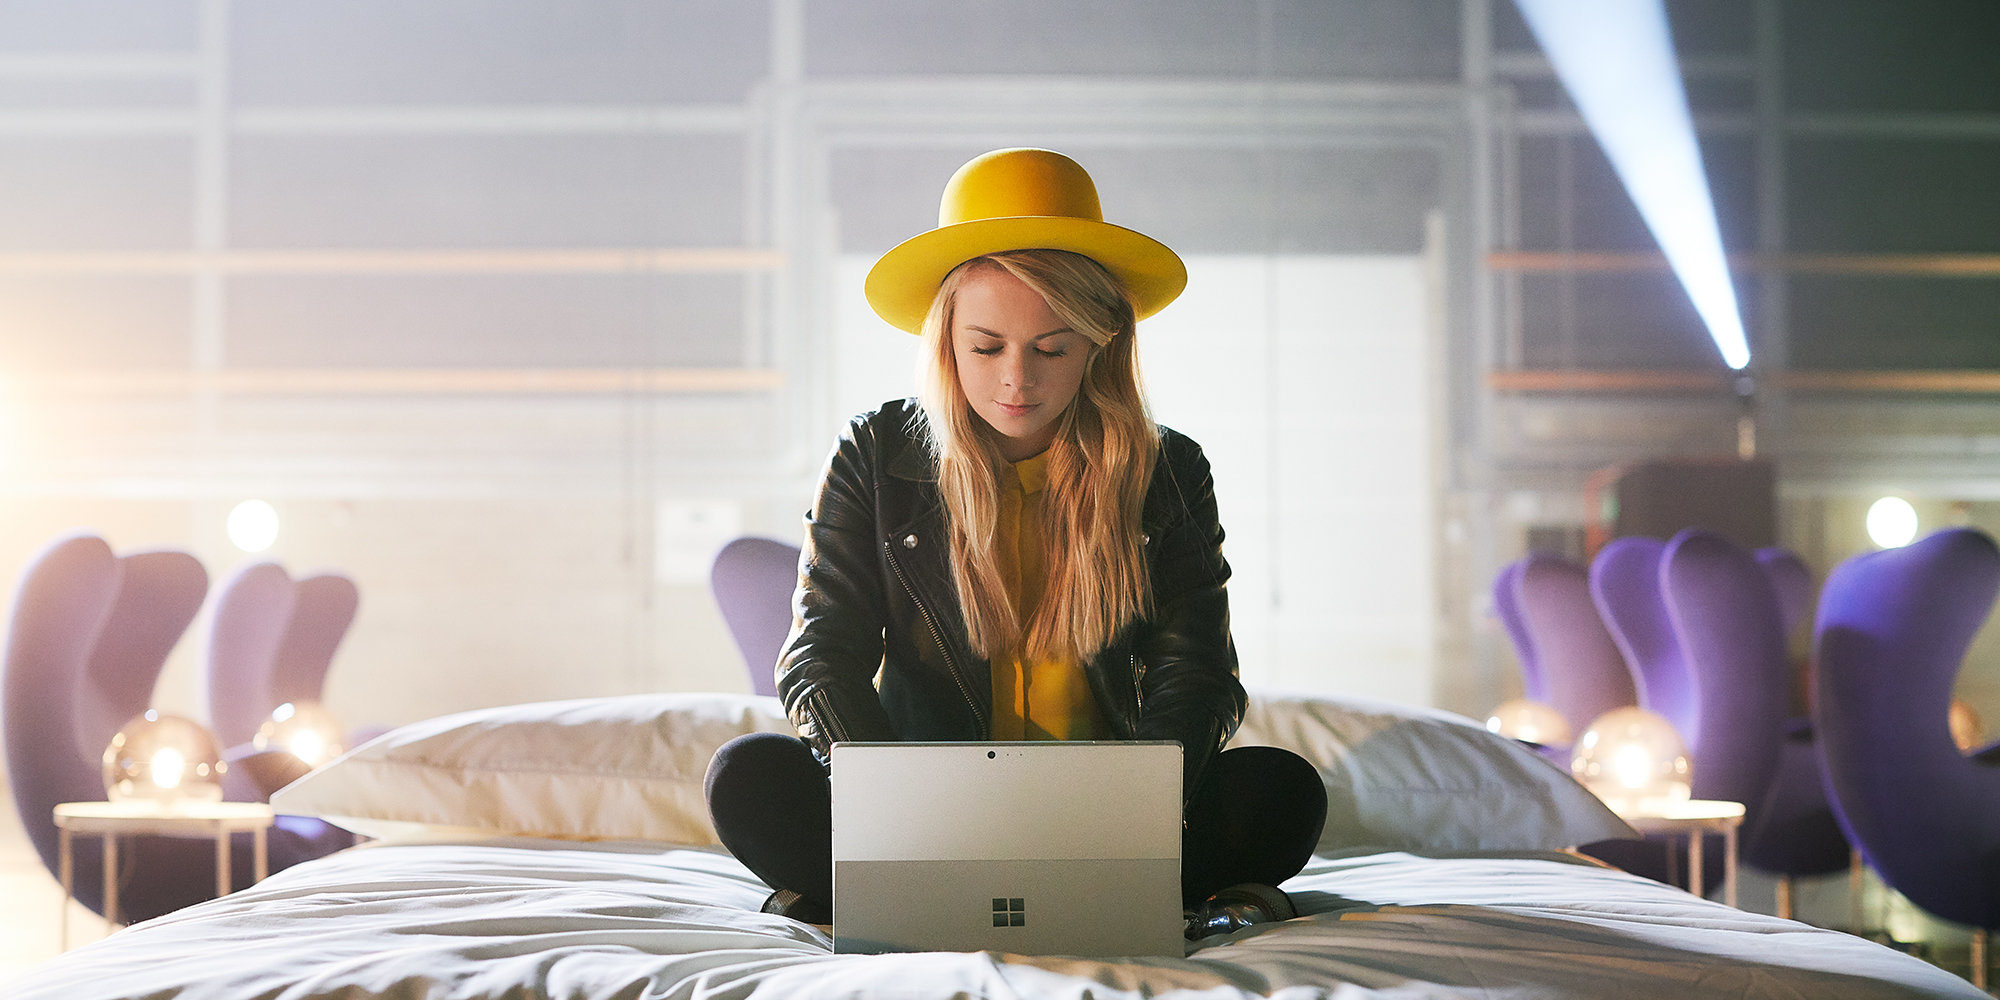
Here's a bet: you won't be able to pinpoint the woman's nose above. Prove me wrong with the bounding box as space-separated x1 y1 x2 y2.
1003 357 1035 388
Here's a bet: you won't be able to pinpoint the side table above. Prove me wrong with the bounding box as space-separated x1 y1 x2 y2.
1609 798 1745 907
52 800 275 948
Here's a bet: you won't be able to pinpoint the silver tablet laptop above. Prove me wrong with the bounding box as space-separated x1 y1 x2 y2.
829 740 1183 958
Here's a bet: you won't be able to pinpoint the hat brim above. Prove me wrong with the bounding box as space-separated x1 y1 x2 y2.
863 216 1188 334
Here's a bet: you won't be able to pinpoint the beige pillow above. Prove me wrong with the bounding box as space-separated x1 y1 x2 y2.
271 691 793 844
1231 687 1637 854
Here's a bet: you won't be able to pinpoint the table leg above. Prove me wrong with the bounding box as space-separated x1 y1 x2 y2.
58 826 72 951
1723 824 1739 909
102 833 119 930
1850 848 1865 931
252 826 268 883
1688 830 1705 899
1973 928 1988 991
215 825 231 897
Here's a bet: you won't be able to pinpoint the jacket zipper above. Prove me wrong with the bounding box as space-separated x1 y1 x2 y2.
1129 652 1145 728
884 537 989 739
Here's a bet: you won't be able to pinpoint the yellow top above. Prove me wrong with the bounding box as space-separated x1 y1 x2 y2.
989 452 1106 741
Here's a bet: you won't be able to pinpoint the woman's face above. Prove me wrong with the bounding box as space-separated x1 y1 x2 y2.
950 265 1094 462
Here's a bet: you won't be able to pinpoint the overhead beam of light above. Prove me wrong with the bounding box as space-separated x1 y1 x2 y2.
1514 0 1751 370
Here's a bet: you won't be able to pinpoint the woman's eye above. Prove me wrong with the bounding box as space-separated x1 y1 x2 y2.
970 345 1002 356
1035 347 1067 359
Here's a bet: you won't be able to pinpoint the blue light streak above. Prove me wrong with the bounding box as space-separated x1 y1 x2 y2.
1514 0 1751 370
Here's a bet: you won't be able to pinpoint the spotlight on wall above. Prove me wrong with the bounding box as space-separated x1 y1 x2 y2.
228 498 281 553
1865 496 1918 549
1513 0 1750 370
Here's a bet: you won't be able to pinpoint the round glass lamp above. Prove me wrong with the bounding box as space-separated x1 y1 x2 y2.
102 710 227 807
253 701 347 768
1571 707 1691 811
1485 699 1573 749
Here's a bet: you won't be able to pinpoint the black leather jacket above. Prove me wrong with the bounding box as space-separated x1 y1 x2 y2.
776 398 1246 793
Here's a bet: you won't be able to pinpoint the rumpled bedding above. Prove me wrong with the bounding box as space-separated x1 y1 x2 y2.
10 837 1982 1000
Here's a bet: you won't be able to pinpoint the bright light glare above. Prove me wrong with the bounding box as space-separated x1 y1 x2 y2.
1514 0 1751 370
256 701 347 768
1610 743 1654 790
228 498 280 552
287 729 328 766
1866 496 1918 549
1486 699 1573 748
150 747 187 790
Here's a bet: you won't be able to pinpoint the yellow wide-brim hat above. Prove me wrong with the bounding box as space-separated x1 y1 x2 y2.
863 147 1188 334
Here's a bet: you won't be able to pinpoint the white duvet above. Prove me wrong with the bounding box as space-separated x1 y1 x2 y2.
10 837 1982 1000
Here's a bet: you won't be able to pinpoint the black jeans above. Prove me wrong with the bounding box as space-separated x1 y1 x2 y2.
704 732 1327 910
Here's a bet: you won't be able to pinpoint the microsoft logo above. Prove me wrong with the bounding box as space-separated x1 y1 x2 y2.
991 897 1025 927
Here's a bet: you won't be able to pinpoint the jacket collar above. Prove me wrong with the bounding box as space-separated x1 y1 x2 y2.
885 403 939 483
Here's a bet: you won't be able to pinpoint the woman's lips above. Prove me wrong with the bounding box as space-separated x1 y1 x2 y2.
995 401 1037 417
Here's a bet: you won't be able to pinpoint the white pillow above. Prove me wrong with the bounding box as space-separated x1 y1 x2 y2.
1231 687 1637 854
273 686 1632 855
271 691 794 844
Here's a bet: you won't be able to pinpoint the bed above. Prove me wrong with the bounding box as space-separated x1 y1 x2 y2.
11 689 1983 1000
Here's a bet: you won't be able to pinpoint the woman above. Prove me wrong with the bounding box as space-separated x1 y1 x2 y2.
705 148 1325 938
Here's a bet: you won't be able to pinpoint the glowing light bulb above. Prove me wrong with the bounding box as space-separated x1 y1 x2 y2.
255 701 346 770
228 499 281 553
149 747 187 789
1866 497 1918 549
1571 707 1691 810
1611 743 1653 790
288 729 327 766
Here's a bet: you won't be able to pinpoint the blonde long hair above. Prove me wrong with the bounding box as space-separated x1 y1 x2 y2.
917 249 1158 666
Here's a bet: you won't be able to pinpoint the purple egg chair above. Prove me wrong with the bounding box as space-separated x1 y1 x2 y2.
1757 546 1817 715
3 534 344 924
1580 534 1705 890
204 563 361 749
1586 530 1849 908
204 562 298 752
1508 552 1637 739
270 573 360 717
1492 558 1539 700
204 562 370 804
710 536 801 698
1755 546 1815 644
1746 545 1853 906
1658 530 1792 810
1666 532 1851 909
1813 526 2000 987
1591 535 1693 738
